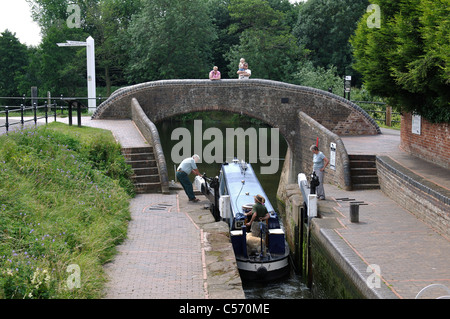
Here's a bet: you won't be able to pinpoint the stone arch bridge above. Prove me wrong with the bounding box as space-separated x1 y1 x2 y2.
92 79 380 192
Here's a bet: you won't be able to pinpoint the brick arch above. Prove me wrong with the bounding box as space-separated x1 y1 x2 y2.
93 79 379 146
93 79 380 189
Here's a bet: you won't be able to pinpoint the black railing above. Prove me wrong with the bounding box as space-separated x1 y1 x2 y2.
0 95 106 133
0 102 57 133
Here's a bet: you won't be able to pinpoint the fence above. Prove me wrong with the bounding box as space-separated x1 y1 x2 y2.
0 95 106 133
352 101 401 128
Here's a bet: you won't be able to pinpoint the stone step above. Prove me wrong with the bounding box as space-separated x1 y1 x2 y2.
122 147 153 155
135 182 162 194
350 167 378 176
352 183 380 190
348 154 377 161
123 152 155 161
132 174 161 183
122 146 161 194
351 175 379 184
126 159 158 169
132 167 159 176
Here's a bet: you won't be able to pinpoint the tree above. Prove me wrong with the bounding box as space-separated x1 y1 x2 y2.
225 0 299 81
125 0 217 83
0 31 30 100
28 0 141 95
351 0 450 123
293 0 369 77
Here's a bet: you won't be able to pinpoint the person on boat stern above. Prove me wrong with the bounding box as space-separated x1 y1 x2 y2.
176 154 202 202
245 194 270 235
310 145 329 200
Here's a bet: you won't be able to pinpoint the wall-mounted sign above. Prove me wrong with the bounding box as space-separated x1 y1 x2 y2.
330 142 336 170
412 114 421 135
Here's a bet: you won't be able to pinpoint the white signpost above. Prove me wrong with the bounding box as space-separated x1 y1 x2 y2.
57 36 96 112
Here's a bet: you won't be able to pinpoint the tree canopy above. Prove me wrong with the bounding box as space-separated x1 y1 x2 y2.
351 0 450 123
1 0 447 123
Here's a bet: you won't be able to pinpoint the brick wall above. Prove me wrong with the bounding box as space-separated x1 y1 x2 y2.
297 111 352 191
400 113 450 169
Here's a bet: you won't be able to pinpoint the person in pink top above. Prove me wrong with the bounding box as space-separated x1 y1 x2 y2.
209 66 221 80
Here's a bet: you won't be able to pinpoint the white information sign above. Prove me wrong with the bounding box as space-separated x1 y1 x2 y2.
412 114 421 135
330 142 336 170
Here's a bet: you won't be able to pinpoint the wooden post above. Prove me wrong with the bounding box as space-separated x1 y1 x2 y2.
385 105 392 127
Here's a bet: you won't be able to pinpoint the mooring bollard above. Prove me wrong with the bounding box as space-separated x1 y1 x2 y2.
350 203 360 223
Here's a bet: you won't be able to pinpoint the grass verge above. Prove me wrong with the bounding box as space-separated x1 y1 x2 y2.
0 122 134 298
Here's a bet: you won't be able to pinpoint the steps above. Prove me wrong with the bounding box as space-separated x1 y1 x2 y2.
349 154 380 190
122 147 162 193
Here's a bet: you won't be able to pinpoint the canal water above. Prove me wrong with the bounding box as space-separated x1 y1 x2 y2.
155 113 314 299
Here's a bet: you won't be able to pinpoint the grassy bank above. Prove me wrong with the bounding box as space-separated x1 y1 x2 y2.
0 122 134 298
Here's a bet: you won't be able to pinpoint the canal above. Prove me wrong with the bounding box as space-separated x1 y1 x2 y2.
155 112 318 299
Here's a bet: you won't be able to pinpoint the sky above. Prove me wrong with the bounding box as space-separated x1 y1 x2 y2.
0 0 42 46
0 0 304 47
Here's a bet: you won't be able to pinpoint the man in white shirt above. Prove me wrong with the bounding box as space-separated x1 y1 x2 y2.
237 62 251 79
176 154 202 202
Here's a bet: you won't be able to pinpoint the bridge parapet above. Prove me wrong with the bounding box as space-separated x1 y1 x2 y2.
92 79 380 139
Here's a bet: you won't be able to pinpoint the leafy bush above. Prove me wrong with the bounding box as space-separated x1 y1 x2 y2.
0 123 133 298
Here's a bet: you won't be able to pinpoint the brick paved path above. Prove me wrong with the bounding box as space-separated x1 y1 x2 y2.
323 186 450 299
104 193 208 299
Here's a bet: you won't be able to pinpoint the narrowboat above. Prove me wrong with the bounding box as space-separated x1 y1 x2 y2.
195 159 290 281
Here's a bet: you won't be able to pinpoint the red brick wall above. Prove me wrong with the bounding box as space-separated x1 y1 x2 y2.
400 113 450 169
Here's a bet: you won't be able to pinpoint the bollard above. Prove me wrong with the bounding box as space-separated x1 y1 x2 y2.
350 203 359 223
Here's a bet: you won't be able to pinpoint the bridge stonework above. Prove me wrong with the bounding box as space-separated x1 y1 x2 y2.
92 79 380 187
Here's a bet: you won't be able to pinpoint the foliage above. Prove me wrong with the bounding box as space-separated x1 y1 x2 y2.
225 0 299 81
0 31 30 99
2 0 446 124
0 122 133 298
351 0 450 123
125 0 217 83
293 0 369 77
290 60 343 94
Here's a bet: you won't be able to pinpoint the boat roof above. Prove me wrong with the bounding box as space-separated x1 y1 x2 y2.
221 161 276 218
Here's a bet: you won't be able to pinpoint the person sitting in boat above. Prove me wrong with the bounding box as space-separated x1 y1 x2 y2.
176 154 202 202
245 194 270 236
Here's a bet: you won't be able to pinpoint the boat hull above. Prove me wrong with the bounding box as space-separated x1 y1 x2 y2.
236 255 290 281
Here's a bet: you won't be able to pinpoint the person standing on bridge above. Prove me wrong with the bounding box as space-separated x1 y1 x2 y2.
237 62 251 79
176 154 202 202
310 145 329 200
209 66 221 80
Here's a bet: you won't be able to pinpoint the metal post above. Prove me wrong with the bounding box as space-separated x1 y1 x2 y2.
350 203 359 223
77 102 81 127
68 102 72 126
20 103 24 126
5 106 9 132
33 102 37 125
